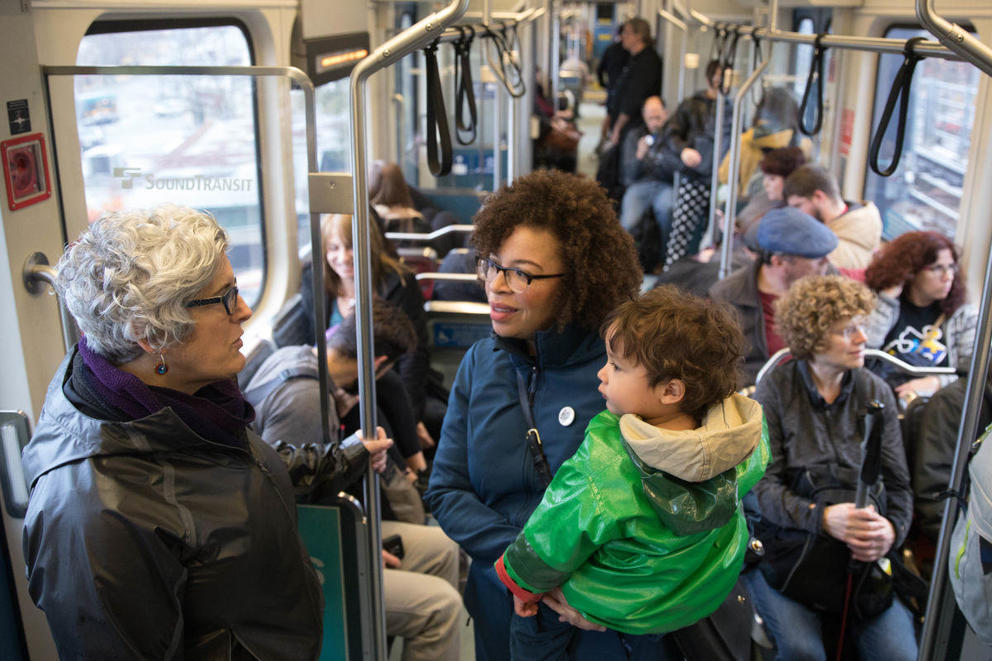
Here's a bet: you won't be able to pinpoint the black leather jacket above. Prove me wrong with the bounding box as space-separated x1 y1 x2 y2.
22 351 326 660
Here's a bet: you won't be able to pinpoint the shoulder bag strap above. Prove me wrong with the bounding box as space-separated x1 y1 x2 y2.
516 369 553 488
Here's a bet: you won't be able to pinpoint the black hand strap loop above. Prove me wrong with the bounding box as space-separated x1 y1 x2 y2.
423 39 453 176
453 25 478 145
483 24 526 98
868 37 927 177
720 27 742 96
709 25 725 62
750 34 765 104
799 33 829 136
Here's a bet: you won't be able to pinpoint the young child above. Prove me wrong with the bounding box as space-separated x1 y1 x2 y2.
495 285 770 659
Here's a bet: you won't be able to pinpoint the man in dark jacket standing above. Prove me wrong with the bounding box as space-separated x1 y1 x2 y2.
604 17 662 149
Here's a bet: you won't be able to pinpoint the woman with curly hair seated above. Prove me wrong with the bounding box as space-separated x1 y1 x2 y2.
746 275 915 661
864 230 977 401
425 170 666 660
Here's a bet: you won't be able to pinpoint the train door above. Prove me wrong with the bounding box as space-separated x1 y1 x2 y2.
0 5 73 659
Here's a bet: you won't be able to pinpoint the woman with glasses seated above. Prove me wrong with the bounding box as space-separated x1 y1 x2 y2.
746 274 915 661
22 206 391 660
426 170 669 661
864 231 977 401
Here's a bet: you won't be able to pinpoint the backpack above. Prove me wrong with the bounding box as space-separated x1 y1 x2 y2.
949 427 992 645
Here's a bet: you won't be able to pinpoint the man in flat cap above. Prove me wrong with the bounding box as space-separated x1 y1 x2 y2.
710 207 838 385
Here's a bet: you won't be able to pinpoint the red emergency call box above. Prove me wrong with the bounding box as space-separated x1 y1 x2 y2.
2 132 52 211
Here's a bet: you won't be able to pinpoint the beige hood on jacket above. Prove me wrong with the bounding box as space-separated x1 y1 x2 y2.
619 393 763 482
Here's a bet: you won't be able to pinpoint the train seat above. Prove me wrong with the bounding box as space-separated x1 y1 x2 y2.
237 338 277 391
272 293 311 348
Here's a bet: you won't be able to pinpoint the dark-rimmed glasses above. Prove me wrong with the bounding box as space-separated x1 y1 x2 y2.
186 286 239 315
476 256 565 293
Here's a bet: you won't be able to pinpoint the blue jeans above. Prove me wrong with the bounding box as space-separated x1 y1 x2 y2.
509 602 679 661
620 180 674 246
743 569 917 661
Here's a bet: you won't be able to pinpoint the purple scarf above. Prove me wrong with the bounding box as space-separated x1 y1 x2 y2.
77 337 254 448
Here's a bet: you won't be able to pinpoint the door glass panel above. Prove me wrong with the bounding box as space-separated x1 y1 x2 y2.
74 25 266 305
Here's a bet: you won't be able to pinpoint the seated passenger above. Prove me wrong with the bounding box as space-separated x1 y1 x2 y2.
735 146 807 236
746 275 916 661
659 59 731 270
719 87 810 200
618 96 675 246
371 162 431 237
22 206 391 659
914 365 992 548
784 164 882 271
301 212 448 445
432 250 487 303
245 301 463 661
709 207 836 386
864 231 977 402
495 286 768 657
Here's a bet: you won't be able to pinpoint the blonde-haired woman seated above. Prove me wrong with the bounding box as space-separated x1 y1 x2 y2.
745 274 916 660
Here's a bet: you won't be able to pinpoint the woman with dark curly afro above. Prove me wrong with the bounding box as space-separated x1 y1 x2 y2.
426 170 667 661
864 230 977 401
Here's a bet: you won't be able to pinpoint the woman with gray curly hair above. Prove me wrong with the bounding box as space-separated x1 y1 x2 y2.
745 275 916 660
21 205 389 660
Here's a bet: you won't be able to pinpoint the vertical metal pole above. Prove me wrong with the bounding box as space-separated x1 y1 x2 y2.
519 10 536 175
493 80 503 190
706 92 725 250
719 59 767 280
507 72 516 182
348 4 468 659
550 3 561 111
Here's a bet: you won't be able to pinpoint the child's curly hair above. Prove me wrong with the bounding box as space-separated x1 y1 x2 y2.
602 285 745 421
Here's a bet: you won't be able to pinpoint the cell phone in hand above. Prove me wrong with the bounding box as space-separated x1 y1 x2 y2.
383 534 404 560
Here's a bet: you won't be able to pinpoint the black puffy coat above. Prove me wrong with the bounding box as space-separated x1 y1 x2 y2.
22 351 325 660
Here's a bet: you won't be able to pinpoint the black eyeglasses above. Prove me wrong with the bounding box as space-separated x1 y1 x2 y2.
476 256 564 293
185 286 240 315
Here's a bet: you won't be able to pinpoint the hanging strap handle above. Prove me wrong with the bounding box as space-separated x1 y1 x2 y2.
424 39 453 177
453 26 478 145
799 33 829 136
750 34 765 105
868 37 927 177
484 24 526 98
720 26 741 95
709 24 726 63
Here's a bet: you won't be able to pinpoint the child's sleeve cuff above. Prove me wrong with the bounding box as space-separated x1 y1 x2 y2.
495 555 543 603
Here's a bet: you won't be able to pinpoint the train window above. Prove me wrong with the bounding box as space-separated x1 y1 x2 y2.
864 26 979 240
291 77 352 253
74 22 267 305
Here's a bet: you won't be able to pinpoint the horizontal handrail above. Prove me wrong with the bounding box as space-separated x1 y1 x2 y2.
384 224 474 242
415 272 478 282
423 300 491 315
755 347 957 386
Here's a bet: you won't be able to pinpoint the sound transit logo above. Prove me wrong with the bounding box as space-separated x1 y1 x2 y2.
113 167 253 192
